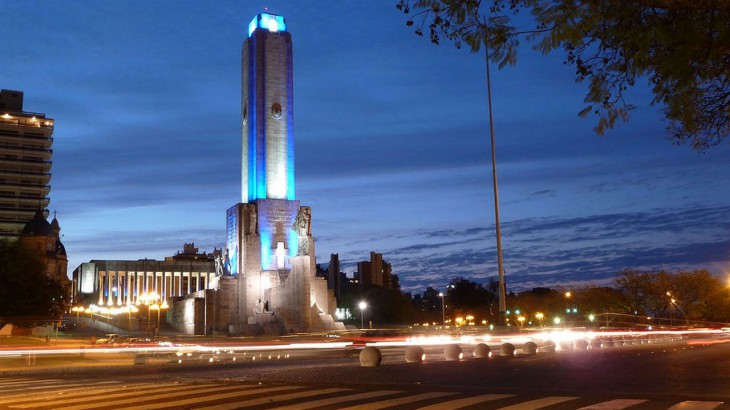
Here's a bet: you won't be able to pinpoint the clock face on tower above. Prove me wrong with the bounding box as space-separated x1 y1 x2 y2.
271 102 283 119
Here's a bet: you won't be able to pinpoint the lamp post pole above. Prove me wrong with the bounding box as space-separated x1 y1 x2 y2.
358 301 367 330
438 292 445 326
483 42 507 327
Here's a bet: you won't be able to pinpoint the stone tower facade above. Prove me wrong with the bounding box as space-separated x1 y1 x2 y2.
213 14 341 335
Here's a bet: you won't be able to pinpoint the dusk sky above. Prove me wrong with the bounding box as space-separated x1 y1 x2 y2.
3 2 729 294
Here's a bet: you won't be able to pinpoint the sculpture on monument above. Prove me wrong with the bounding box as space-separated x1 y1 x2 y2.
248 203 258 234
293 206 311 256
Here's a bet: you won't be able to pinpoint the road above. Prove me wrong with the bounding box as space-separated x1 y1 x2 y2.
1 335 730 409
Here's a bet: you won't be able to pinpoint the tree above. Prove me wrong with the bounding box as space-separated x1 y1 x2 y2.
614 268 730 325
396 0 729 151
340 283 417 325
0 240 68 327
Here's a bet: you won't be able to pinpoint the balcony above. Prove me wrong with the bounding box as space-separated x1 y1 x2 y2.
0 114 54 130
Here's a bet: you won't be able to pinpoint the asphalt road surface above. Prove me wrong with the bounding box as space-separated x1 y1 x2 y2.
2 337 730 409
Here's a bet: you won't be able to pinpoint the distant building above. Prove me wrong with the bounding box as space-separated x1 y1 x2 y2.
414 286 441 312
356 252 384 287
327 253 344 301
382 261 400 290
0 89 54 240
165 242 214 262
72 243 217 307
19 210 69 291
355 252 399 290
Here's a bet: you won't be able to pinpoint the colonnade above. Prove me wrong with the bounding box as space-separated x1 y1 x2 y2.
96 269 216 306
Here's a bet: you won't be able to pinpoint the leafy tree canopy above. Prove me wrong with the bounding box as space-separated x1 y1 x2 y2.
397 0 729 151
614 268 729 323
0 240 68 327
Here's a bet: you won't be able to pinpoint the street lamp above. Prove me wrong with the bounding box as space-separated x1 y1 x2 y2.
125 305 139 337
438 292 445 326
535 312 544 327
150 301 168 337
160 300 169 334
71 306 84 335
358 301 367 329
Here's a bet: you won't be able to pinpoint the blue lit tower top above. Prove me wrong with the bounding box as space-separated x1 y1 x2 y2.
241 13 295 202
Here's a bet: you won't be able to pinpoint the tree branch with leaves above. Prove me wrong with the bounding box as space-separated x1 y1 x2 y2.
397 0 729 151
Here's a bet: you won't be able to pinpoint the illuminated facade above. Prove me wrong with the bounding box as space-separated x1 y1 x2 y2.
71 244 217 307
242 13 295 202
0 89 54 240
217 13 341 335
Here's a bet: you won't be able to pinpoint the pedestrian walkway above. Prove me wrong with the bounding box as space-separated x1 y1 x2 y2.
0 377 725 409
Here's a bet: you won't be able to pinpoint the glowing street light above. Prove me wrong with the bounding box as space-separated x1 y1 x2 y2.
149 300 169 337
535 312 544 327
517 316 526 329
358 301 367 329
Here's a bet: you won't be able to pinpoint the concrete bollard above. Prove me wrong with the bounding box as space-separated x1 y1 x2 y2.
473 343 491 359
405 346 425 363
560 341 574 351
444 344 463 361
575 339 589 350
542 341 556 353
359 346 382 367
500 342 515 357
590 339 603 349
522 341 538 355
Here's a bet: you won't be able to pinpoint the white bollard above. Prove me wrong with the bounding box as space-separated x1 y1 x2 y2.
359 346 382 367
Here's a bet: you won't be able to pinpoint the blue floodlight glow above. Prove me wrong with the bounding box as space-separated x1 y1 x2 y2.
248 13 287 37
260 230 273 270
287 227 298 259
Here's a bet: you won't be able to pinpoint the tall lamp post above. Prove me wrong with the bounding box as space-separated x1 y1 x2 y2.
358 301 367 330
71 306 84 336
438 292 445 326
160 300 169 333
125 305 139 337
535 312 544 327
483 43 507 327
150 300 169 337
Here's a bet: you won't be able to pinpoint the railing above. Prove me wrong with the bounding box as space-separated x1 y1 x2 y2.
0 115 54 130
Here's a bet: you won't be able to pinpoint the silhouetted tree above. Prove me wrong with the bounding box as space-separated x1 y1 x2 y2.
0 240 68 327
397 0 729 150
340 284 417 325
614 268 730 325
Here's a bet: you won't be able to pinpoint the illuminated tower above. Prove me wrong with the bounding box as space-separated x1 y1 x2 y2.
221 13 339 335
241 13 295 202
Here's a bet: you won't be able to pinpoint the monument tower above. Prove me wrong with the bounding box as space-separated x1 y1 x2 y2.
222 13 340 334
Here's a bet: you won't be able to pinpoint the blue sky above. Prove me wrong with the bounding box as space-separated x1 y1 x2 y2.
3 1 729 294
